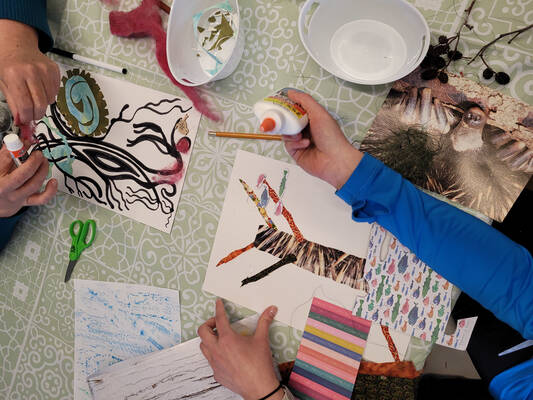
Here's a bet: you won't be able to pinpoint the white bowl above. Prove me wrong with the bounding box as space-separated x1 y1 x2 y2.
298 0 430 85
167 0 244 86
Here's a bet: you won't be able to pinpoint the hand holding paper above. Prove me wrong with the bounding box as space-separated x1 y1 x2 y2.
198 299 284 400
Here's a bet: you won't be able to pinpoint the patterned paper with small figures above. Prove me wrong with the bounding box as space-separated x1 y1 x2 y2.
354 224 453 342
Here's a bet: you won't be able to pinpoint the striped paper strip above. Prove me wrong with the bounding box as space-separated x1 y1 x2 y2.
288 298 371 400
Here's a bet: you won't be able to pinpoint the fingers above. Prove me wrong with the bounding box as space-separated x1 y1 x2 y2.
254 305 277 341
214 298 231 335
287 90 324 117
284 137 310 158
0 145 14 175
0 75 33 125
13 155 50 200
26 74 49 121
42 61 60 105
199 342 212 363
198 317 218 347
281 133 302 142
0 150 44 194
0 60 59 124
24 178 57 207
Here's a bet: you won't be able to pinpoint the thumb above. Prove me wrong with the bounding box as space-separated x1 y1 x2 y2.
254 305 277 341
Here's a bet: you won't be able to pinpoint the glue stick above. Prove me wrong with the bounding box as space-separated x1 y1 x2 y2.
253 88 308 135
3 134 29 166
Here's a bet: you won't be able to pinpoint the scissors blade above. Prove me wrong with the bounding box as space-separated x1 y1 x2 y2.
64 259 78 283
498 340 533 357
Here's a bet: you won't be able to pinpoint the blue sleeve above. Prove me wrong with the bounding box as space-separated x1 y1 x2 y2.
336 153 533 340
489 359 533 400
0 0 53 52
0 208 26 252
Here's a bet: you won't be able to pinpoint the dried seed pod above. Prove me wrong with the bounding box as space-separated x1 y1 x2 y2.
421 69 438 80
436 45 448 55
495 72 510 85
482 68 494 79
438 35 448 44
447 50 463 60
435 56 446 69
438 71 449 84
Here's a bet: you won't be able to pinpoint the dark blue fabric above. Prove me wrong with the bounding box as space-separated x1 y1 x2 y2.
336 153 533 399
0 0 53 52
0 209 25 252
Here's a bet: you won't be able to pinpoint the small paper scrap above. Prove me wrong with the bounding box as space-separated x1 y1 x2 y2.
289 297 372 400
74 280 181 400
436 317 477 351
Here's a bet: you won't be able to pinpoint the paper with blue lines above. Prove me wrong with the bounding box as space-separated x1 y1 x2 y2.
74 279 181 400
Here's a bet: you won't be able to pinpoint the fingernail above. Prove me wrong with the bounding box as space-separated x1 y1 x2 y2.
269 306 278 317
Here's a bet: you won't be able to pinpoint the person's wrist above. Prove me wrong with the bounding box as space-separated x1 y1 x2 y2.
326 146 362 190
0 20 39 52
243 375 281 400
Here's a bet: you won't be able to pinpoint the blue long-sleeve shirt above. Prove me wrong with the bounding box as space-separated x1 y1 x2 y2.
336 153 533 400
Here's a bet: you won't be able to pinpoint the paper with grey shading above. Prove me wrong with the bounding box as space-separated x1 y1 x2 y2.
88 316 267 399
74 279 181 400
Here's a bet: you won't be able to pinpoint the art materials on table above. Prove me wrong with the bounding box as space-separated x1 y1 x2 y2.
203 150 371 331
360 70 533 222
64 219 96 283
108 0 218 120
253 88 309 134
33 64 201 233
75 279 181 400
298 0 429 85
50 48 128 75
167 0 244 86
3 133 29 166
208 131 283 140
288 297 372 400
87 315 261 399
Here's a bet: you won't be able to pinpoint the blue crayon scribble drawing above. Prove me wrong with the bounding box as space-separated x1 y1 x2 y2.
74 280 181 400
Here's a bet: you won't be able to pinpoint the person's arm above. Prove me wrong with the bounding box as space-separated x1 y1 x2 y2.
337 153 533 339
0 1 59 124
284 90 533 340
0 0 53 52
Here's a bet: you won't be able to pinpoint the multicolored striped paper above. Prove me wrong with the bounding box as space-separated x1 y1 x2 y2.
288 298 372 400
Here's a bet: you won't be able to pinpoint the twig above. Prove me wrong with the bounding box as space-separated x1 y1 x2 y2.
443 0 476 70
468 23 533 65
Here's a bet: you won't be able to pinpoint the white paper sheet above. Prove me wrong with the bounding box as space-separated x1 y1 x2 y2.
88 315 265 400
74 279 181 400
203 150 371 331
35 65 201 233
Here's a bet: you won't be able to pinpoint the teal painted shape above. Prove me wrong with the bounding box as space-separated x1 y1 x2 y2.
65 75 100 135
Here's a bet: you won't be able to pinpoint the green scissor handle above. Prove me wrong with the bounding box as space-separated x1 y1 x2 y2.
69 219 96 261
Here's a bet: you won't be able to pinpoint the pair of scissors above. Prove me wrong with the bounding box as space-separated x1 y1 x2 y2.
64 219 96 283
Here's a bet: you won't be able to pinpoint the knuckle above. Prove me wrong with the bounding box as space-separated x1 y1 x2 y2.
6 192 17 203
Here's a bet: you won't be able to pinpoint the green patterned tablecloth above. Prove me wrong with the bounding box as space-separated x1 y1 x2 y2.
1 0 531 398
